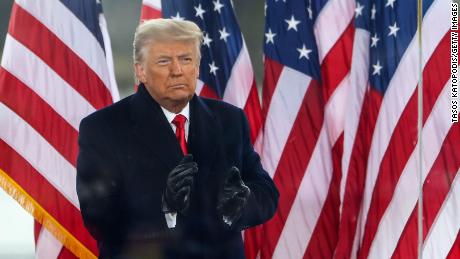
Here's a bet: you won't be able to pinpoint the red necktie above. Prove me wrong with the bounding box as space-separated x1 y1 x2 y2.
172 114 188 154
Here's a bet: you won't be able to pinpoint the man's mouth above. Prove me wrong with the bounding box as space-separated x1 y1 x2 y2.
170 84 186 88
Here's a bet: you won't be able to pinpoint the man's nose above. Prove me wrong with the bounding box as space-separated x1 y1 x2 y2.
170 58 183 75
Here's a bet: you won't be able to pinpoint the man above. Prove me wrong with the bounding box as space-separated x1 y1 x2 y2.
77 19 279 259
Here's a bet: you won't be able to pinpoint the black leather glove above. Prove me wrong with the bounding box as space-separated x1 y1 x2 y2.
217 166 250 227
162 154 198 214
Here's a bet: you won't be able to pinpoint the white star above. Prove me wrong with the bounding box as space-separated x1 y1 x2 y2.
209 61 219 75
194 4 206 20
371 4 377 20
213 0 224 14
285 15 301 31
297 44 312 60
372 60 383 75
371 33 379 47
388 22 400 37
219 27 230 42
265 28 276 44
307 6 313 20
355 2 364 18
203 33 212 47
264 3 267 16
171 12 184 21
386 0 396 8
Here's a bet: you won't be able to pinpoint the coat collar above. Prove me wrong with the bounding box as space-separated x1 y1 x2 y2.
129 84 218 172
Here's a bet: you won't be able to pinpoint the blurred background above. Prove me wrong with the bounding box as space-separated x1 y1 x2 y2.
0 0 264 257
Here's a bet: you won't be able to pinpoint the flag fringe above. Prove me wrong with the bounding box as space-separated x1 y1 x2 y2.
0 167 97 259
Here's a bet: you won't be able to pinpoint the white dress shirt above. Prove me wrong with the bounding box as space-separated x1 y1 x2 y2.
160 103 190 228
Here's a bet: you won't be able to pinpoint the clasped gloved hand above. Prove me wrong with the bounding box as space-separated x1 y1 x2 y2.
162 154 198 214
217 166 250 227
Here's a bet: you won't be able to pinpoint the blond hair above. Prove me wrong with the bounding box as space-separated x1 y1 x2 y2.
133 18 203 65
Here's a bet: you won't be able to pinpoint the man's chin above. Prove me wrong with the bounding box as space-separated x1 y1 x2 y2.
169 93 193 104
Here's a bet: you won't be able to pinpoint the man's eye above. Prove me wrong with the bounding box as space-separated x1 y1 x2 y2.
181 57 192 63
157 60 170 65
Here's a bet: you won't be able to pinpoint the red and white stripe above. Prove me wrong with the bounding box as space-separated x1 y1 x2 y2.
35 228 63 259
245 1 355 258
1 0 119 258
335 22 372 259
337 0 457 258
141 0 162 20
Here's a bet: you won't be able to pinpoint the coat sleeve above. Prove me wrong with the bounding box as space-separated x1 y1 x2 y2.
236 111 279 230
76 117 123 241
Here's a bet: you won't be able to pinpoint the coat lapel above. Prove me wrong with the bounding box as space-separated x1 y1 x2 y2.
188 96 219 179
128 85 221 178
129 85 183 170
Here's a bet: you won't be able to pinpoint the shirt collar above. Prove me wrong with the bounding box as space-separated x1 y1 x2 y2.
160 102 190 124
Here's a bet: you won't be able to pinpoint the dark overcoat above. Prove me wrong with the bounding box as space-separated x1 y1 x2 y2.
77 84 279 259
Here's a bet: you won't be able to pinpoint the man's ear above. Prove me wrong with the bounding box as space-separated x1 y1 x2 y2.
134 63 146 83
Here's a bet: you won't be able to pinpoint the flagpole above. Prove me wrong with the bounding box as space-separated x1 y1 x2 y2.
417 0 424 258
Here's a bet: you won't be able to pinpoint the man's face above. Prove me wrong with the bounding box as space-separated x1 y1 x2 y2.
135 40 199 110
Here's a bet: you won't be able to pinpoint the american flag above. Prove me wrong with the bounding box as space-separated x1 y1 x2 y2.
245 0 458 258
141 0 262 142
247 0 354 258
2 0 454 258
338 0 458 258
0 0 118 258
